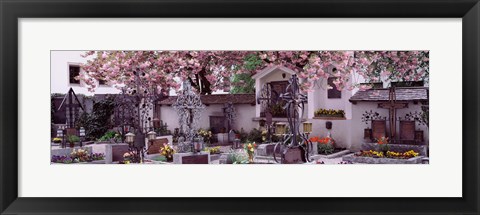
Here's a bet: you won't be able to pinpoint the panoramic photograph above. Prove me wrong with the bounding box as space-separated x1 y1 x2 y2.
50 50 429 164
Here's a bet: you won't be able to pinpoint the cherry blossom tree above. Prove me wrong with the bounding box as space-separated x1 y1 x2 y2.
80 51 250 95
79 50 429 95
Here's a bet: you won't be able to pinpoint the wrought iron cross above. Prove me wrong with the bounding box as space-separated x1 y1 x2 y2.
57 87 84 128
280 74 308 147
223 102 236 132
173 81 205 142
378 87 408 142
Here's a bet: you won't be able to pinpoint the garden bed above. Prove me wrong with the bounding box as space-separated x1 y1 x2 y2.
342 153 424 164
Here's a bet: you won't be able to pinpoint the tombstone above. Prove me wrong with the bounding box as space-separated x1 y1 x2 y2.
228 130 236 143
173 152 210 164
147 138 168 154
399 120 415 144
371 120 387 141
209 116 226 134
65 128 78 137
105 143 129 163
282 147 305 164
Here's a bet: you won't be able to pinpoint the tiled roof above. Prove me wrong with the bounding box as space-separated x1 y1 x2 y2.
349 87 428 102
158 94 256 105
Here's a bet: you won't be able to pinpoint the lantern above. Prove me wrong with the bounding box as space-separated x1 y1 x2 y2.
303 122 312 133
79 127 86 137
147 131 156 141
275 122 287 135
56 129 64 137
192 137 203 153
125 132 135 144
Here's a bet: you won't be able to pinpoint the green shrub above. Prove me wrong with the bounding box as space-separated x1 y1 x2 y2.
318 144 334 154
98 131 119 142
247 128 263 143
75 96 115 140
68 135 80 143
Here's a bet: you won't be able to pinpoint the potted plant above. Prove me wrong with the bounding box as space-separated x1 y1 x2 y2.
310 136 335 155
160 143 175 162
67 135 80 148
314 108 345 118
376 136 390 152
243 142 257 163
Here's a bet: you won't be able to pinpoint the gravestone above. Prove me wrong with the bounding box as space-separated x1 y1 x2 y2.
399 120 415 144
209 116 225 134
228 130 236 142
257 143 282 156
282 147 305 164
371 120 387 140
147 138 168 154
105 143 129 163
65 128 78 137
173 152 210 164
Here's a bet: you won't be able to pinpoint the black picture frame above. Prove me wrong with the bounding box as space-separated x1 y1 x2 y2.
1 0 479 214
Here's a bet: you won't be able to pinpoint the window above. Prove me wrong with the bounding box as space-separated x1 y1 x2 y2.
327 77 341 99
69 65 80 84
98 78 106 85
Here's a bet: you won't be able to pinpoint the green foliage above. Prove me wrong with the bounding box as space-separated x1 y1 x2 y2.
227 149 249 164
230 54 260 94
98 131 120 142
247 128 263 143
270 103 285 116
230 73 255 94
67 135 80 143
243 54 263 70
237 128 248 143
153 155 167 162
75 96 116 140
318 144 334 155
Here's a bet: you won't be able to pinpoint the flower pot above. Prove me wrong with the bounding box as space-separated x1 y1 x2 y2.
69 142 75 148
166 156 173 162
248 153 254 163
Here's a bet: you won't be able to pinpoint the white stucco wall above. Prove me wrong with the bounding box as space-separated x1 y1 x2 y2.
51 51 120 95
307 119 352 149
159 104 256 133
350 101 429 151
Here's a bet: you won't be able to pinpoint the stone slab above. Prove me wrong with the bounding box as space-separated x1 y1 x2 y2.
216 133 228 144
105 143 130 164
147 138 168 154
311 149 350 160
173 152 210 164
51 146 92 157
342 153 424 164
257 143 282 156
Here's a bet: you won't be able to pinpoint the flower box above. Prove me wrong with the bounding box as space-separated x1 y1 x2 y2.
342 153 424 164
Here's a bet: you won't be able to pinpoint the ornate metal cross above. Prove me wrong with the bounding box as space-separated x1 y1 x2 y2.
223 102 236 133
281 74 308 147
173 81 205 143
256 83 278 142
57 87 84 128
275 74 310 163
378 87 408 143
